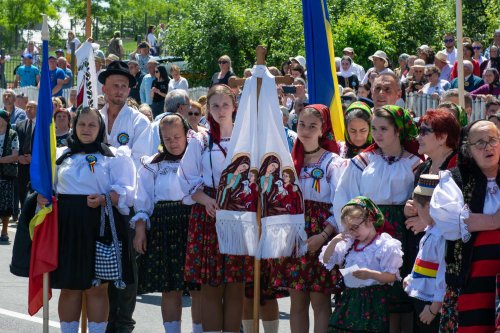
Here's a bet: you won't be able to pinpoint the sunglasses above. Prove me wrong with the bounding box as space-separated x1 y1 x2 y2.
418 126 434 136
188 112 200 116
425 73 435 77
218 60 228 65
472 46 482 50
444 38 454 43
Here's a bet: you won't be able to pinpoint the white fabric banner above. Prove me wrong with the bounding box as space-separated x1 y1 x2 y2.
75 42 98 109
216 65 307 258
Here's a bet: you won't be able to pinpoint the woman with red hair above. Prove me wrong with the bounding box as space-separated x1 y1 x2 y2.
403 109 461 329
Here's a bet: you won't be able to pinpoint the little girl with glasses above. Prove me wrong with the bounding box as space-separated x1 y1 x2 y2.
320 196 403 333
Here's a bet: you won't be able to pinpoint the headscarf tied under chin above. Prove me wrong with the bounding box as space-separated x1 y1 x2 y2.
56 109 114 165
344 101 372 157
151 113 190 164
342 196 395 235
448 103 469 128
291 104 339 176
365 105 423 159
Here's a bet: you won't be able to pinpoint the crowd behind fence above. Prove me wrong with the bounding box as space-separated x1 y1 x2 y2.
1 86 496 124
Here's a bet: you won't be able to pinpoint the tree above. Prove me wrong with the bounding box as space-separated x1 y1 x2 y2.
0 0 58 49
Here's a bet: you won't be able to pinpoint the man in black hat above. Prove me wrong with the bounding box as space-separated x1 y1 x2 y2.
98 60 151 333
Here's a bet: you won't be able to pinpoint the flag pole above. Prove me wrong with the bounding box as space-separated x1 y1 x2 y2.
252 45 267 333
455 0 465 110
40 14 50 333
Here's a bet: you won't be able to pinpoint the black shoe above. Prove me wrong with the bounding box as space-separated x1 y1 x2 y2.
0 234 9 242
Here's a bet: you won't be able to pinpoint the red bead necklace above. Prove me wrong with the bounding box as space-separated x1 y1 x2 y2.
353 232 380 252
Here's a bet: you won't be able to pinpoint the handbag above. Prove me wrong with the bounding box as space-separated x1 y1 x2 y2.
93 193 126 289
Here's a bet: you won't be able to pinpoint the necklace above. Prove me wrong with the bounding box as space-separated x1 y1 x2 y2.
379 147 404 165
354 232 380 252
304 146 321 154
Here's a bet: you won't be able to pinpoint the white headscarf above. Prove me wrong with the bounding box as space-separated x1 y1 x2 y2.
339 56 355 78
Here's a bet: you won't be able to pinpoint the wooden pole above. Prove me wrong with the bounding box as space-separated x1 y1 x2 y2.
252 45 267 333
42 273 49 333
455 0 465 110
85 0 92 39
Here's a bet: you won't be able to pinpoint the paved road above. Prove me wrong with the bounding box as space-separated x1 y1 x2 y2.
0 220 314 332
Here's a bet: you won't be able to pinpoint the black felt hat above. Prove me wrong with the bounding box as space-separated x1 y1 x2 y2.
98 60 136 87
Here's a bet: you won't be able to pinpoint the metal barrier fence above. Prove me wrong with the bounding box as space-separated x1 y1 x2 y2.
0 86 209 109
405 92 499 122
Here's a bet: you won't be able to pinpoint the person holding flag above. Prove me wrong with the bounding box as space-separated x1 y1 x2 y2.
36 107 136 333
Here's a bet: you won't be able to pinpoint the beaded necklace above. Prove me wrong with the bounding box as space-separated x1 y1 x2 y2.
353 232 380 252
379 147 404 165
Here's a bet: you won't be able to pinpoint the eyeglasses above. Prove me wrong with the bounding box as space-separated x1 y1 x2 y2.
346 219 367 233
218 60 228 65
472 46 482 50
468 137 500 150
444 38 454 43
418 125 434 136
425 73 435 78
188 112 200 116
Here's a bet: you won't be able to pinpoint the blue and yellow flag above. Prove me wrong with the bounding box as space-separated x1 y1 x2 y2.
302 0 345 140
28 19 59 316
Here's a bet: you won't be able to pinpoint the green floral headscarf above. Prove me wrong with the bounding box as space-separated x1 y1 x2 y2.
345 101 373 148
381 105 418 142
450 103 468 128
342 196 385 231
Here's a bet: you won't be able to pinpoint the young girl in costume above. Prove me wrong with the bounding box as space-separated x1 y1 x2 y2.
270 104 347 333
178 84 246 333
321 196 403 333
131 114 202 333
334 105 423 332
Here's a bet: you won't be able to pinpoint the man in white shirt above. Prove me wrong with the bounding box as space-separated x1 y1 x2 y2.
434 51 452 82
442 33 457 66
361 50 394 85
98 61 152 333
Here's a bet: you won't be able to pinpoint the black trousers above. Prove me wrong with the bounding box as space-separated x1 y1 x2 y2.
412 298 440 333
106 220 138 333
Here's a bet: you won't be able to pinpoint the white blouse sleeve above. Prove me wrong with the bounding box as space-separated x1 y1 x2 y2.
326 156 348 228
177 134 204 204
333 154 365 229
376 233 404 280
429 170 471 242
109 146 136 215
319 238 352 271
131 156 156 229
433 236 447 302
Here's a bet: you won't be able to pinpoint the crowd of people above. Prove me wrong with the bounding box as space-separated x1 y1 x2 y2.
0 28 499 333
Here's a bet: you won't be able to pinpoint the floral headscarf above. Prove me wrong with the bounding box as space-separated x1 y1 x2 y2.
342 196 385 231
344 101 372 157
381 105 418 142
449 103 468 128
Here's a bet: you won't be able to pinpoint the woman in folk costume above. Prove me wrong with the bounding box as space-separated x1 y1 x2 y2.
270 104 348 333
338 101 373 159
334 105 424 333
131 114 202 333
429 120 500 333
178 84 246 333
38 107 136 333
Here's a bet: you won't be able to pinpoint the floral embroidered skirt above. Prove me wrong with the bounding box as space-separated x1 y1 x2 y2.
184 187 246 286
378 204 413 313
0 179 15 217
137 200 199 294
269 200 339 294
328 284 391 333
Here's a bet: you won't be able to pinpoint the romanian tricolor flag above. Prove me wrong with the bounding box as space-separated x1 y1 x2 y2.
28 16 59 316
412 258 439 279
302 0 345 140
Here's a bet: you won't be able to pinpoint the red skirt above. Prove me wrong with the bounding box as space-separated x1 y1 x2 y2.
183 187 246 286
269 200 338 294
